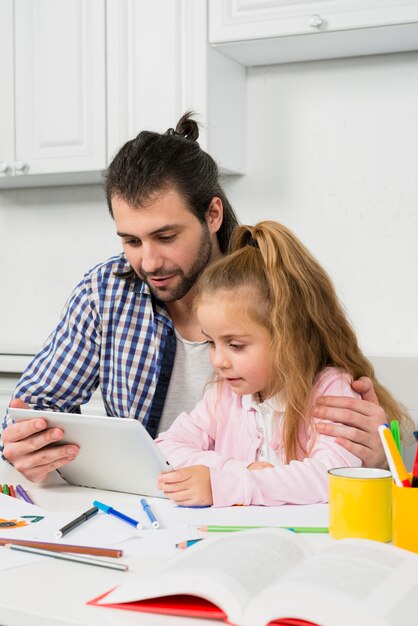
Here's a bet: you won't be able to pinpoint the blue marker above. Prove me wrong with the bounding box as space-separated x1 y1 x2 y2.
140 498 160 529
176 505 211 509
93 500 143 530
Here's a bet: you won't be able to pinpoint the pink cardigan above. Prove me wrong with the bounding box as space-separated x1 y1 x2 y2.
156 367 361 507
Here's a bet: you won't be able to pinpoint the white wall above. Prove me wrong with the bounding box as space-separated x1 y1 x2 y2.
0 50 417 358
0 185 119 354
224 50 418 358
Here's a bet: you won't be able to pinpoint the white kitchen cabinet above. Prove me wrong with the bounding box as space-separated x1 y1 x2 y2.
106 0 246 174
0 1 14 182
0 0 246 189
0 0 107 187
209 0 418 66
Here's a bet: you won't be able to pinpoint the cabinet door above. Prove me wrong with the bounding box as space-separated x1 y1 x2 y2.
13 0 106 176
106 0 180 161
0 0 14 178
210 0 418 42
107 0 246 174
209 0 418 66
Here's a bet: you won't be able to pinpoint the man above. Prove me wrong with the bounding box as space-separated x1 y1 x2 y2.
0 113 387 482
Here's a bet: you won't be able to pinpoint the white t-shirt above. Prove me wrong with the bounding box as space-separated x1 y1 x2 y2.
157 330 213 435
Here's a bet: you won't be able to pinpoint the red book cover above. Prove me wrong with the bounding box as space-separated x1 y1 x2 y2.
88 590 320 626
88 591 227 620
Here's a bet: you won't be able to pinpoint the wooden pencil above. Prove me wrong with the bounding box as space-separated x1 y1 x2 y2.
0 537 123 557
7 544 128 571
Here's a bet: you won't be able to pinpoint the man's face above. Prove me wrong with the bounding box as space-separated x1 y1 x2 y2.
112 188 215 303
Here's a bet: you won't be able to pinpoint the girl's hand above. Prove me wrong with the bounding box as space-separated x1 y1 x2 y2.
247 461 274 470
157 465 213 506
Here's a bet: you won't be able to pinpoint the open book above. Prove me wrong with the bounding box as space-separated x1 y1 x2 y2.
89 528 418 626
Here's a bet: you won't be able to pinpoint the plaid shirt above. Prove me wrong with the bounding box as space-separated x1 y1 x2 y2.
1 254 175 449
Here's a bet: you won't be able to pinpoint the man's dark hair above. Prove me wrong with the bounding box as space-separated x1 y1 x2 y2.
105 112 239 261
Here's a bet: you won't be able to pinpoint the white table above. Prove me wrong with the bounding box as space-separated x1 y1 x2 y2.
0 462 330 626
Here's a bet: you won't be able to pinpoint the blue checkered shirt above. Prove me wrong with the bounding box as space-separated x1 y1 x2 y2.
1 254 174 450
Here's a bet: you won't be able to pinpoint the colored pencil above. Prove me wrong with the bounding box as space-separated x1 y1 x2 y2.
0 538 123 557
176 539 204 549
198 525 329 533
6 544 128 571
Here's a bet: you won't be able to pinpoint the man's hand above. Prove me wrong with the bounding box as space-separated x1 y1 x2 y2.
157 465 213 506
312 377 388 468
2 399 79 482
247 461 274 470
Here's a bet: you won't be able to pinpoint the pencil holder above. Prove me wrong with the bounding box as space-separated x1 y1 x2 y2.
392 476 418 553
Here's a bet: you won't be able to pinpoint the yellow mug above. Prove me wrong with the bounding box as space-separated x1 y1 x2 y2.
392 476 418 553
329 467 392 542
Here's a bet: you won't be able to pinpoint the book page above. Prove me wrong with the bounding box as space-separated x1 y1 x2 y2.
97 529 314 625
244 539 418 626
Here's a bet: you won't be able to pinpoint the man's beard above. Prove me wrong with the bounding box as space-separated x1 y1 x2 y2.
138 224 213 303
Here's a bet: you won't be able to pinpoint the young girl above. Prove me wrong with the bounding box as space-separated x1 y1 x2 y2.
156 221 410 507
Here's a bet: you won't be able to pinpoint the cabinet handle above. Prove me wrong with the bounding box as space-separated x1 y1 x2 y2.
309 14 323 29
14 160 29 173
0 161 10 174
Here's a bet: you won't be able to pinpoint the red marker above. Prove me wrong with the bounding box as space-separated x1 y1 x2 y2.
411 444 418 488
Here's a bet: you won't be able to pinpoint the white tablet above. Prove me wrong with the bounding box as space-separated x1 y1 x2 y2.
9 408 173 497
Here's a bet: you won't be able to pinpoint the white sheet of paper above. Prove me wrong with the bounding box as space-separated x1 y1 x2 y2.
0 493 140 549
113 529 198 557
1 493 329 567
110 500 329 558
144 498 329 529
0 545 44 569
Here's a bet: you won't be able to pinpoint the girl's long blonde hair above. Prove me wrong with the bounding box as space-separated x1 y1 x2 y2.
196 220 412 463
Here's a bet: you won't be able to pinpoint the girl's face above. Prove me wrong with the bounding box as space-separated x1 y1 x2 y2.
197 296 272 399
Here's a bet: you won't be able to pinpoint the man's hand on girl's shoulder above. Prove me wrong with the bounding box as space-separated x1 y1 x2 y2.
312 377 388 469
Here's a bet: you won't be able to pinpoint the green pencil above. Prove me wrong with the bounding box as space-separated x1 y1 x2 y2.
198 525 328 533
390 419 402 455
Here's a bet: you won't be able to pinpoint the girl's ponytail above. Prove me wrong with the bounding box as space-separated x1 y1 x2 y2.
197 220 413 462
